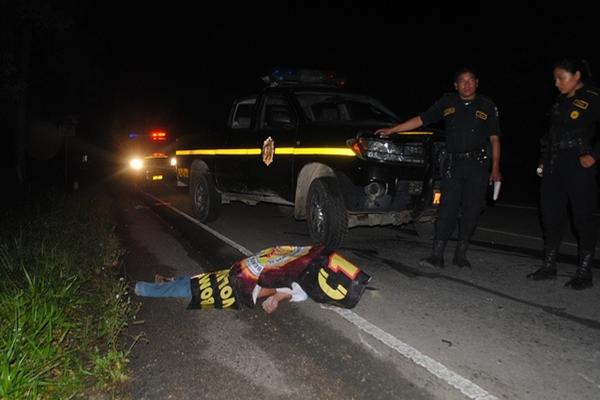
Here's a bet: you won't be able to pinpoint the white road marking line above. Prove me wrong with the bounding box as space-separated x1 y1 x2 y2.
475 227 600 250
476 227 545 242
577 373 600 390
493 202 600 216
144 192 253 256
358 332 382 356
144 192 499 400
324 306 499 400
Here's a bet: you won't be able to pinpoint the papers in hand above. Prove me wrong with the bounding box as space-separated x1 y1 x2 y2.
493 181 501 201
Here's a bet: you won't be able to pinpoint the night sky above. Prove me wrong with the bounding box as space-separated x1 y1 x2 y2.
2 1 598 193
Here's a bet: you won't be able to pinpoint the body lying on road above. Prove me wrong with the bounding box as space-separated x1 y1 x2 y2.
134 245 371 314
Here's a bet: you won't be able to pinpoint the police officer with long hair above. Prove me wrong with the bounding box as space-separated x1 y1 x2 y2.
527 58 600 289
377 67 502 268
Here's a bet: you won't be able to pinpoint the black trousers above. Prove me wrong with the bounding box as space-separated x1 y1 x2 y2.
541 150 598 253
436 159 489 242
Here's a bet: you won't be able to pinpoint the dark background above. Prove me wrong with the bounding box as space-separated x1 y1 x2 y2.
1 1 598 201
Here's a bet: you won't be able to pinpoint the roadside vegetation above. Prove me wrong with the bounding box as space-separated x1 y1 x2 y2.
0 188 136 399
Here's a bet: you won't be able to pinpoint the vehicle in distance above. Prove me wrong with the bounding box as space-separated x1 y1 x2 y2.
125 130 177 185
175 68 444 248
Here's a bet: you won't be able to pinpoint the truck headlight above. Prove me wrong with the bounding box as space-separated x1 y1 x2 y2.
348 138 425 164
129 158 144 170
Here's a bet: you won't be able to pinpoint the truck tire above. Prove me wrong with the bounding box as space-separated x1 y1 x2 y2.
306 177 348 249
190 173 221 222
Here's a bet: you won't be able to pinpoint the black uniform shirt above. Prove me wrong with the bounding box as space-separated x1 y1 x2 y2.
419 93 501 153
548 86 600 159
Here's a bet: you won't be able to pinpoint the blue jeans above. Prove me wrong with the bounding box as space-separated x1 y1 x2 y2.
134 276 191 297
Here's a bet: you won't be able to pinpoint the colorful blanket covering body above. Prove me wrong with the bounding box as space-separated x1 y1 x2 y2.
188 245 371 310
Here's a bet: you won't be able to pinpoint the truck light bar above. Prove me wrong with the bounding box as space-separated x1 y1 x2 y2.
151 131 167 141
263 68 347 88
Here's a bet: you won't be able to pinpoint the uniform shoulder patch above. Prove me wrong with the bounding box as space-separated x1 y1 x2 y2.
443 107 455 117
585 89 599 96
573 99 589 110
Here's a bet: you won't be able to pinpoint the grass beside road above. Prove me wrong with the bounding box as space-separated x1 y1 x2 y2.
0 188 136 399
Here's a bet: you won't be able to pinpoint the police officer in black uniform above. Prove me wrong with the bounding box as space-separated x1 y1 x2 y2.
527 58 599 290
377 67 502 268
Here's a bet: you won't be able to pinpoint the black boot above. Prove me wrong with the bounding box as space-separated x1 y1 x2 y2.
453 240 471 268
526 248 558 280
564 252 594 290
419 240 446 268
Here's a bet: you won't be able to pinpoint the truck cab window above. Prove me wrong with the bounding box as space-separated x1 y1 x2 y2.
312 103 342 121
261 95 296 129
296 93 398 124
231 98 256 129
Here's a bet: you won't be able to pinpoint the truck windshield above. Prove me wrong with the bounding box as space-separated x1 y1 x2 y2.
295 92 399 124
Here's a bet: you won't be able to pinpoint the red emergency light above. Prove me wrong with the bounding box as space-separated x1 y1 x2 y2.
151 131 167 141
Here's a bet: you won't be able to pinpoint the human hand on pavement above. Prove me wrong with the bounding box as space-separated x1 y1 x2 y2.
261 296 279 314
261 292 292 314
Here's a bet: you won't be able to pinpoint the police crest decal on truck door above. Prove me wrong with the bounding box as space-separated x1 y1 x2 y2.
262 136 275 166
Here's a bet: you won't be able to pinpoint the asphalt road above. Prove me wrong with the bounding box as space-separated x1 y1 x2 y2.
116 181 600 400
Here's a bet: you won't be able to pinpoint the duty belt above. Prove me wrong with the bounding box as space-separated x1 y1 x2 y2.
440 147 488 179
543 137 590 174
550 138 583 151
447 147 488 161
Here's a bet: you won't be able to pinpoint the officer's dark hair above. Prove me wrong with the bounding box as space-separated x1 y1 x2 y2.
454 66 478 82
553 58 595 86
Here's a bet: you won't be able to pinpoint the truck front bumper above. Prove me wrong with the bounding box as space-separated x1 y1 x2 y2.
347 209 415 228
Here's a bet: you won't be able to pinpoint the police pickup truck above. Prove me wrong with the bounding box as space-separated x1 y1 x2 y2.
175 68 444 248
125 130 177 186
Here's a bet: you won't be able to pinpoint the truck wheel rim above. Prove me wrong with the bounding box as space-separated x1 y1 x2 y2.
310 197 325 234
194 184 207 213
